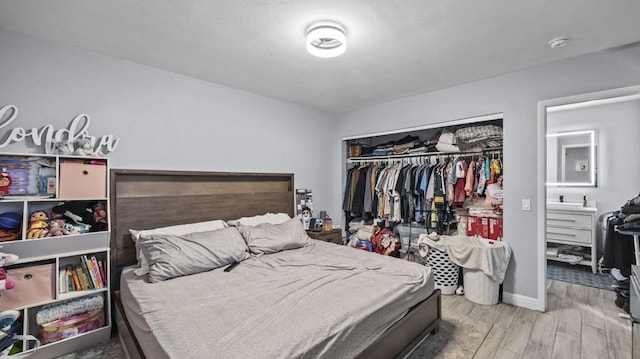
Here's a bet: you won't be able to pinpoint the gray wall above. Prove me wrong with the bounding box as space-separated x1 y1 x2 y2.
547 99 640 252
0 28 336 213
333 43 640 300
2 25 640 303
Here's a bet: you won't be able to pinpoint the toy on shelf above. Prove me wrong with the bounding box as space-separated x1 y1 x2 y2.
52 141 71 155
89 203 107 233
44 219 70 237
0 169 12 197
0 252 18 292
0 269 14 292
27 211 49 239
74 139 101 157
50 201 107 235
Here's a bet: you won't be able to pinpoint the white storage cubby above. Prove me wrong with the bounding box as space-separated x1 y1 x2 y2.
0 153 110 358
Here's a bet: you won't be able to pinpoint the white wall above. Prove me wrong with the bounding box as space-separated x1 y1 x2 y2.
0 28 336 214
547 99 640 251
333 43 640 302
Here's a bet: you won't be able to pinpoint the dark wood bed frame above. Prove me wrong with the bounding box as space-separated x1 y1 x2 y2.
109 169 441 359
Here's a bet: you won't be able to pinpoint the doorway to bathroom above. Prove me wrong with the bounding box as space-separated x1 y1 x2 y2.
538 85 640 309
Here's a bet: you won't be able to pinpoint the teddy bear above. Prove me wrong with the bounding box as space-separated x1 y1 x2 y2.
0 252 19 292
27 211 49 239
74 138 99 157
45 219 70 237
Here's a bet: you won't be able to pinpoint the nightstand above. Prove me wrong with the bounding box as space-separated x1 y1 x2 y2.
306 229 343 244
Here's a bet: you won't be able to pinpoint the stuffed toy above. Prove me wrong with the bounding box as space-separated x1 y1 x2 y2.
89 202 108 232
52 140 71 155
0 253 18 268
0 169 12 196
0 268 15 291
74 138 99 157
371 228 401 256
354 239 373 252
45 219 71 237
0 252 19 292
300 206 312 230
27 211 49 239
62 222 85 235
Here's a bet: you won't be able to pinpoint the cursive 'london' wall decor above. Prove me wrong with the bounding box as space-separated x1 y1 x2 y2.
0 104 119 155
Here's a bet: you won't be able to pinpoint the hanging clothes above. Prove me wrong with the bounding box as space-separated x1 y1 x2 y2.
343 149 503 234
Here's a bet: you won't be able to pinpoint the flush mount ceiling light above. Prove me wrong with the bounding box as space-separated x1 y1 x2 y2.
306 21 347 58
548 36 570 49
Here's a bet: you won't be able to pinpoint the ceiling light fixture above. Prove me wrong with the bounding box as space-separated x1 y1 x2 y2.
548 36 570 49
306 21 347 58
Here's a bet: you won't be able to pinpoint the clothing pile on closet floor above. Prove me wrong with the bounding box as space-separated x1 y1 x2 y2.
346 222 402 257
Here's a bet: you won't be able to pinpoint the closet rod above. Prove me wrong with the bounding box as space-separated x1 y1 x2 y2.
347 147 502 164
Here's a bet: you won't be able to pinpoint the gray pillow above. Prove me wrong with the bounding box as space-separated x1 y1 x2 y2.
138 226 249 283
239 218 310 255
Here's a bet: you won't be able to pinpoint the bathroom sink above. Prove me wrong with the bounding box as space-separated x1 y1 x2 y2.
546 201 596 212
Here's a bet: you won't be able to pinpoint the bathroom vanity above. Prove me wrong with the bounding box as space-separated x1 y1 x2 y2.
546 201 598 273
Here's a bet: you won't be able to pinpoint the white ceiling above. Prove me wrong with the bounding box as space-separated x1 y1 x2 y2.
1 1 640 114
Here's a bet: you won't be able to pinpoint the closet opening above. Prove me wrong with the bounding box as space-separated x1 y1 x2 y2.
341 114 504 294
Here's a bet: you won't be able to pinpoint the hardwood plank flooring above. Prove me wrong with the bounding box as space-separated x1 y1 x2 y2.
425 280 632 359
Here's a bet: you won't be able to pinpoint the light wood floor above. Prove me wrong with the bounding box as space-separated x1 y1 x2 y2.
437 280 631 359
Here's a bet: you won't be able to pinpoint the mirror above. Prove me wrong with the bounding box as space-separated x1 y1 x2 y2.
546 130 596 187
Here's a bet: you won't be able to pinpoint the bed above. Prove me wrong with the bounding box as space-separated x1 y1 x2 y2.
110 169 441 359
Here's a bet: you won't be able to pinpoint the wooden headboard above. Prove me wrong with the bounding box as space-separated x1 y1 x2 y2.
109 169 294 283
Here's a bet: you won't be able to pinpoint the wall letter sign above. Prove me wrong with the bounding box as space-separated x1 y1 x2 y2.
0 104 119 155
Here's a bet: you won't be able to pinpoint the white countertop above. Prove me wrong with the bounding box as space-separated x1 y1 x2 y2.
546 201 597 213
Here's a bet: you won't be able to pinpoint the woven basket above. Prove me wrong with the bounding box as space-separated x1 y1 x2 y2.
463 268 499 305
426 247 459 295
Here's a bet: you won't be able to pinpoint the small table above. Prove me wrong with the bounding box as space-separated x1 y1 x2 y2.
306 229 343 244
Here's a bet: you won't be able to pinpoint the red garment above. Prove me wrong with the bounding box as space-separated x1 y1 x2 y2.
453 178 466 207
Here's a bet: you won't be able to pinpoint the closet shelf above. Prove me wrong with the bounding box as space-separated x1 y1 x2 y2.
347 147 502 163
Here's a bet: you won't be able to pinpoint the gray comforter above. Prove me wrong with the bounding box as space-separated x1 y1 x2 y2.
121 240 434 359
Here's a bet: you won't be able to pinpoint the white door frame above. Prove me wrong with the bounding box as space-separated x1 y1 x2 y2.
537 84 640 311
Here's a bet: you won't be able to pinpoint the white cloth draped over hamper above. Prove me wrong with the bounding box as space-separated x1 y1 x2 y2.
417 234 511 283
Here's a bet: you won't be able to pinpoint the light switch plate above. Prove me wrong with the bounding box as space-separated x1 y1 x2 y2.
522 199 531 211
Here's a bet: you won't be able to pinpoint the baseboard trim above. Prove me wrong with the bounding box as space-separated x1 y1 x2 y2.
502 292 544 312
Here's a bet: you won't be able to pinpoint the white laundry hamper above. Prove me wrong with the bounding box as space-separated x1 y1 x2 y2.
463 267 499 305
425 247 459 295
